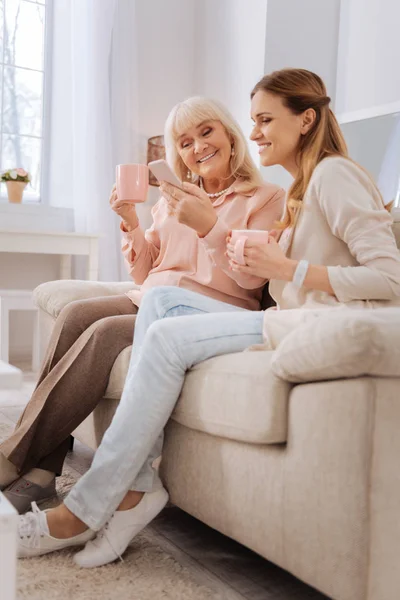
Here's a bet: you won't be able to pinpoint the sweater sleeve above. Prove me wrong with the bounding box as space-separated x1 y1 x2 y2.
201 186 285 290
121 206 161 285
314 158 400 302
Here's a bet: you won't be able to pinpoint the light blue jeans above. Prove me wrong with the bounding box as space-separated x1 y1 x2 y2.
64 287 264 530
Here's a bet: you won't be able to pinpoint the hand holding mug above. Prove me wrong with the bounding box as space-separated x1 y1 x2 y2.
109 184 139 231
111 163 149 231
227 229 293 280
229 230 270 265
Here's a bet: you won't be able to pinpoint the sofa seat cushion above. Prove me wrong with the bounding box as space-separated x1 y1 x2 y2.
172 351 290 444
271 307 400 383
105 347 291 445
34 280 136 319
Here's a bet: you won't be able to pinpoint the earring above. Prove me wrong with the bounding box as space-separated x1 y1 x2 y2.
187 169 191 180
231 146 235 156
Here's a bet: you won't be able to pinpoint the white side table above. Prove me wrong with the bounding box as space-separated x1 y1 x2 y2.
0 229 99 388
0 229 99 280
0 492 18 600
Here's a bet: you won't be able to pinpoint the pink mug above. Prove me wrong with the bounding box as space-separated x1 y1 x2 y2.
116 164 149 203
230 229 269 265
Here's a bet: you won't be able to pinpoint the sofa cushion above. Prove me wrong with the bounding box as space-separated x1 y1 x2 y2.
271 308 400 383
34 280 136 318
172 351 290 444
105 347 291 444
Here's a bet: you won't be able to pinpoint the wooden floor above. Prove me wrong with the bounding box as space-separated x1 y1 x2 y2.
0 366 329 600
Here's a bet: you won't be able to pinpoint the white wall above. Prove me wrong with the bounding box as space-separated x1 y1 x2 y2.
194 0 268 163
264 0 341 101
336 0 400 117
261 0 341 189
135 0 196 157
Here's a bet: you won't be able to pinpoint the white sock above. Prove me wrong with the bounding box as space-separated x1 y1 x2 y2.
24 468 55 487
0 452 19 488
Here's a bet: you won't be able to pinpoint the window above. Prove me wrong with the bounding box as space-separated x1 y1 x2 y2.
0 0 50 202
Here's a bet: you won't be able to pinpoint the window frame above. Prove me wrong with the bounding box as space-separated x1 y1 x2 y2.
0 0 53 205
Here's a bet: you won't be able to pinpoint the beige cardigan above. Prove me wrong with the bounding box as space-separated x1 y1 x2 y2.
264 156 400 346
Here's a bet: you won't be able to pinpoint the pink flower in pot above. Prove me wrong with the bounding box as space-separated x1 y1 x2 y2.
1 167 31 203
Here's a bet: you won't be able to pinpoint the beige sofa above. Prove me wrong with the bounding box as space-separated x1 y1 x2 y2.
33 220 400 600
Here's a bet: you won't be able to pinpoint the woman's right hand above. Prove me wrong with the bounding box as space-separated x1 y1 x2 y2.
109 184 139 231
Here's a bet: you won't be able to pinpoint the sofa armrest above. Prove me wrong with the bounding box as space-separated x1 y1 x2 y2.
33 280 137 319
367 378 400 600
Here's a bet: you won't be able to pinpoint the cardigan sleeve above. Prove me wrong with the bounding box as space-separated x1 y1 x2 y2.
314 158 400 302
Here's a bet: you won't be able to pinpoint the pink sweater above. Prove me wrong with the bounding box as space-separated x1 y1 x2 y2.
122 182 285 311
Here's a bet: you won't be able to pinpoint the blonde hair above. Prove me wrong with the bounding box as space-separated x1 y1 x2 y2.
251 68 390 228
164 96 263 195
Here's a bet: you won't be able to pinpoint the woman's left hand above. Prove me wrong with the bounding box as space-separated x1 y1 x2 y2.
226 231 296 281
159 181 218 237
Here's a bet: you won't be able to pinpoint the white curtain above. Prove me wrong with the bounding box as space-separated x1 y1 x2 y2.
69 0 140 281
378 114 400 209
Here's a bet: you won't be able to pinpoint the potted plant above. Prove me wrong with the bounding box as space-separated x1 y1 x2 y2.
1 168 31 203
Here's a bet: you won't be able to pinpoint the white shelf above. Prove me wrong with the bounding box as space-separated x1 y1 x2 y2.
337 101 400 125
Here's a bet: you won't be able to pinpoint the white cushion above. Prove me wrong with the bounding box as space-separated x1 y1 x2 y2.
271 308 400 383
33 280 136 318
105 348 291 444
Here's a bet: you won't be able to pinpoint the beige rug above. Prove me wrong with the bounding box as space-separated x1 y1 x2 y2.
0 422 222 600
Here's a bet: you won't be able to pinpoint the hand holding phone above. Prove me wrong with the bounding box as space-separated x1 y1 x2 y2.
148 159 182 188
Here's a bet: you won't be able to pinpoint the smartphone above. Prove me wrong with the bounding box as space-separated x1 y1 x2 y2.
148 159 182 188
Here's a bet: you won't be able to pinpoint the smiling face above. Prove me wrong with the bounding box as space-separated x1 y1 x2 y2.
177 120 232 182
250 91 304 174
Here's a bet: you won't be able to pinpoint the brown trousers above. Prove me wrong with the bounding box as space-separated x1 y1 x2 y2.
0 295 137 475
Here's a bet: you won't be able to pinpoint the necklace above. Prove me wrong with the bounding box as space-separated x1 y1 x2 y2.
199 178 231 198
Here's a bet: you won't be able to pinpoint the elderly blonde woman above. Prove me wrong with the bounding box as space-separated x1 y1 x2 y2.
0 97 284 512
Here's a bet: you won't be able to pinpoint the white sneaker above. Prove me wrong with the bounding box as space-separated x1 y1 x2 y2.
74 487 169 568
18 502 95 558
